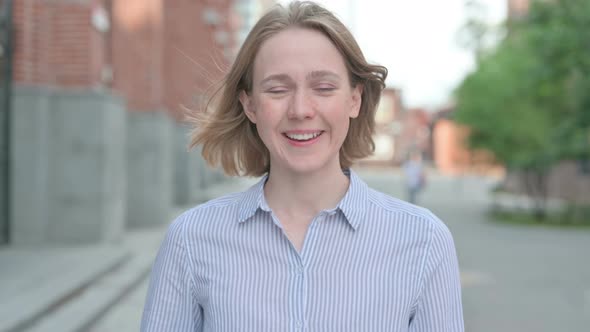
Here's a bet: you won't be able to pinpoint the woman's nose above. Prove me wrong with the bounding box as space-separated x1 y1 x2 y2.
287 90 315 119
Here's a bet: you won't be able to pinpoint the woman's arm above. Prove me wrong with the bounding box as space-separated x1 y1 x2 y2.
141 219 202 331
409 219 464 332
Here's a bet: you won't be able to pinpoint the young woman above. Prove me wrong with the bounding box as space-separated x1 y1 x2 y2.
141 2 464 331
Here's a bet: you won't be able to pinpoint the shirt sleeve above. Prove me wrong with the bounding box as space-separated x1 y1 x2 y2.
409 219 464 332
140 218 202 331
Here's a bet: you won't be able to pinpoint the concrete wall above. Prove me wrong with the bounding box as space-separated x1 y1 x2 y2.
174 123 206 206
173 123 227 207
126 111 173 228
11 86 126 245
0 86 8 245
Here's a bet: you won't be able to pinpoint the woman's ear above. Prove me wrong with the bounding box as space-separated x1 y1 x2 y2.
349 84 363 119
239 90 257 123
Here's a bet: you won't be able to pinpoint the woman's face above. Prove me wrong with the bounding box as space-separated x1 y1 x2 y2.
239 27 362 177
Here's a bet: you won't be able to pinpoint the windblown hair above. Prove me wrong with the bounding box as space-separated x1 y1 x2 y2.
188 1 387 176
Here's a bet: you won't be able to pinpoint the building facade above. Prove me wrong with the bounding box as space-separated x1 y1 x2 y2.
3 0 242 246
431 108 503 176
507 0 530 19
395 107 431 165
358 87 403 167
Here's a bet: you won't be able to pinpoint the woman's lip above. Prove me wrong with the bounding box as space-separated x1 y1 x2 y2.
284 131 323 146
283 130 324 141
283 130 323 134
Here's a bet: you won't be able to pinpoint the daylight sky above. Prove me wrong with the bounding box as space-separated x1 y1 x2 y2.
278 0 507 110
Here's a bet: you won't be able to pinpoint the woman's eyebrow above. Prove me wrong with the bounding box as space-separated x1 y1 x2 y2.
307 70 341 81
259 71 340 86
259 74 293 85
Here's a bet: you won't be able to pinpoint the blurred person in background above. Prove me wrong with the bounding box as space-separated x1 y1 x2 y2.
403 150 427 205
141 1 463 331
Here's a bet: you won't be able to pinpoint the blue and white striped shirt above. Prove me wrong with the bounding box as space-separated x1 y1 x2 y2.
141 170 464 331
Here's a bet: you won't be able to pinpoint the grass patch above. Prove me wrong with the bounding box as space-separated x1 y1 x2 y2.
490 206 590 228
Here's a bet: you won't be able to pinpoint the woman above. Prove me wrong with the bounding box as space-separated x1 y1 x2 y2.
141 1 464 331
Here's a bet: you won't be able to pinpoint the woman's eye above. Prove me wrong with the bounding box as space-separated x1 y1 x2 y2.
267 88 288 94
315 86 336 93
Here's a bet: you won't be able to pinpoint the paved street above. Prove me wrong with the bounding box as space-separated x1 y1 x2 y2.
88 278 149 332
89 169 590 331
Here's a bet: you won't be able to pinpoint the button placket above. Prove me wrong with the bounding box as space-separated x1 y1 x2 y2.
296 262 305 330
288 248 306 332
295 320 304 331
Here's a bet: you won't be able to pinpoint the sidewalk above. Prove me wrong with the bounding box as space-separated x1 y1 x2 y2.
490 192 566 213
0 176 257 332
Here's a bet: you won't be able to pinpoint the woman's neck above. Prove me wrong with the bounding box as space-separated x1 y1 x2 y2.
263 166 350 219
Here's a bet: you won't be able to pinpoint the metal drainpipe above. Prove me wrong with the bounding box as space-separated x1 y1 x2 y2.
1 0 13 244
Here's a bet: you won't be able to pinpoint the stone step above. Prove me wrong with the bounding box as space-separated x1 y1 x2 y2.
0 247 129 332
23 253 154 332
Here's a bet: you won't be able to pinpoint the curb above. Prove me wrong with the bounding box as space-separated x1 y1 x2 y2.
1 250 130 332
25 254 154 332
490 192 566 213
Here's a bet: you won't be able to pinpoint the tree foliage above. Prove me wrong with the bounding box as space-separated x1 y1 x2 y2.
454 0 590 170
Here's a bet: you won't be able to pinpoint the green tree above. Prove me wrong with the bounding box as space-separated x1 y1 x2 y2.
525 0 590 160
454 0 590 219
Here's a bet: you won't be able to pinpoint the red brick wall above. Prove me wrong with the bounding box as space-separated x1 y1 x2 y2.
433 119 470 174
110 0 234 115
111 0 164 111
12 0 108 87
433 119 503 176
162 0 234 119
12 0 235 116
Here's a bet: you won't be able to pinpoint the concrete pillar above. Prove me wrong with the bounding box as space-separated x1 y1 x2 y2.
126 111 173 227
11 86 126 245
173 123 209 206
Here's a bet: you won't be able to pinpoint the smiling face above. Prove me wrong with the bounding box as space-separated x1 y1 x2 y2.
239 27 362 177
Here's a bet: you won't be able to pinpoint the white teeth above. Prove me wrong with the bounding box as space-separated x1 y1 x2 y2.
286 132 321 141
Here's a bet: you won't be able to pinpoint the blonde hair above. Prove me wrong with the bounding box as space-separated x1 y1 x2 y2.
188 1 387 176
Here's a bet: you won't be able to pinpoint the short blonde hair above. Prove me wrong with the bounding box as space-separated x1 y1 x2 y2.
188 1 387 177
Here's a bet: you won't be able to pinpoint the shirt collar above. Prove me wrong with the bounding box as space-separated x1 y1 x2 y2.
337 169 368 231
237 169 369 231
237 175 269 223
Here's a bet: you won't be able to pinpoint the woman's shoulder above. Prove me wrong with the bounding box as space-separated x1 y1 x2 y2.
168 191 247 230
168 175 265 230
365 187 449 231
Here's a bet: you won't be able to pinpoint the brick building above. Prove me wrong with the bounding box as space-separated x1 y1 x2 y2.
431 107 503 176
359 92 440 168
2 0 242 246
359 87 403 167
395 107 431 165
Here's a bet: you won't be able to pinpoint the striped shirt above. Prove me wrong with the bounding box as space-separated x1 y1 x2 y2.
141 170 464 331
